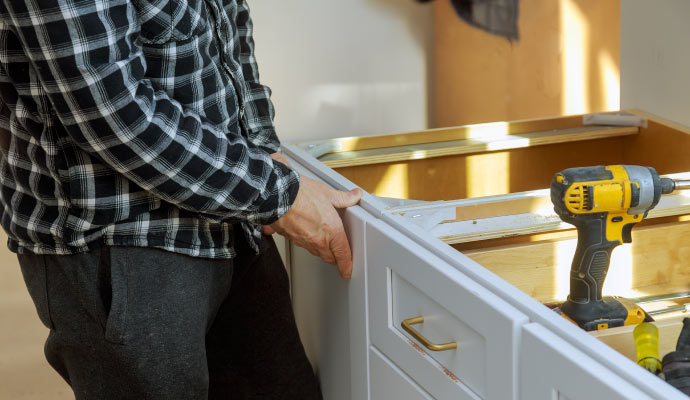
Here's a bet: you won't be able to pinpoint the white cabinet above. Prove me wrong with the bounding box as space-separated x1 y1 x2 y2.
370 347 432 400
286 157 373 400
283 121 688 399
519 323 658 400
366 218 528 400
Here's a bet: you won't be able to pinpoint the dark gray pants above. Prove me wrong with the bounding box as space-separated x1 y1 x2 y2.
18 234 321 400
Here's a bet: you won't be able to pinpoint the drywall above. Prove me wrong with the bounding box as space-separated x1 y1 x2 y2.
621 0 690 127
250 0 433 142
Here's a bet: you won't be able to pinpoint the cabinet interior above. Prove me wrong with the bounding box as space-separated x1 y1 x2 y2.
324 111 690 202
308 110 690 364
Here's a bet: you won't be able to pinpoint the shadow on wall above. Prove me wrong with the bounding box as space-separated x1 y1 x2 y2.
366 0 434 51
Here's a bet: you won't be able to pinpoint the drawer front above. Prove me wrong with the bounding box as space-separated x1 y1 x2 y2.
520 323 656 400
367 219 528 400
370 346 432 400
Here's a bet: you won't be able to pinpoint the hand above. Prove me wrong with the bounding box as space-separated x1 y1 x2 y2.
263 176 362 279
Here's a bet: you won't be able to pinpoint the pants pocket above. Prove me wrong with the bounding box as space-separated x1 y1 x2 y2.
18 255 55 330
102 247 128 345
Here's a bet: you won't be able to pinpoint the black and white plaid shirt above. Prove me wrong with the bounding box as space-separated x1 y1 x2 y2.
0 0 300 258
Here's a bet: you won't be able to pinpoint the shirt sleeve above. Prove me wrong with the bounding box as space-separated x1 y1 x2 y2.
235 0 282 153
2 0 299 226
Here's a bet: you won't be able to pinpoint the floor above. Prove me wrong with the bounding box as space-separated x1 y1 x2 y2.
0 230 72 399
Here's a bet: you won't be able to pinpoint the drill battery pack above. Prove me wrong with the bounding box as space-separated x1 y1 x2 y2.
554 296 652 331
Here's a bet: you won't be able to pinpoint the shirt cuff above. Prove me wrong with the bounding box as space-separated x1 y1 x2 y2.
253 159 300 226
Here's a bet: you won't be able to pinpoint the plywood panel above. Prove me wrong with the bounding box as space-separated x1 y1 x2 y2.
333 112 690 202
434 0 620 127
463 221 690 304
622 112 690 175
591 317 685 363
321 125 637 168
315 114 585 154
336 135 629 200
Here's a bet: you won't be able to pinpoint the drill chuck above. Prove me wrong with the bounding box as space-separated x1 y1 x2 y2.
668 179 690 193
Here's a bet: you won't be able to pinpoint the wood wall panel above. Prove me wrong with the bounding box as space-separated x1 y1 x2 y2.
434 0 620 127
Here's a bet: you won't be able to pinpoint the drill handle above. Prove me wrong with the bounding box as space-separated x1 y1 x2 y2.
569 217 621 304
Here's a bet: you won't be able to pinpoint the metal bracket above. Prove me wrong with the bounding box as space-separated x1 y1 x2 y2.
298 141 343 159
399 207 456 231
583 112 647 128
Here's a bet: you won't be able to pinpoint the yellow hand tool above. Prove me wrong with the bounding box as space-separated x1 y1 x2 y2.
551 165 690 331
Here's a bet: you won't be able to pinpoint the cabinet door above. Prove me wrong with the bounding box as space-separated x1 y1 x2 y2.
370 346 432 400
367 218 528 400
520 322 658 400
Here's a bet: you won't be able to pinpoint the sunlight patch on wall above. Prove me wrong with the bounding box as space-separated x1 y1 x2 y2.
464 121 509 140
599 50 621 111
465 152 510 198
561 0 590 115
374 164 409 199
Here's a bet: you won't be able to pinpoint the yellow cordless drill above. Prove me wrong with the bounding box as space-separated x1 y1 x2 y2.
551 165 689 331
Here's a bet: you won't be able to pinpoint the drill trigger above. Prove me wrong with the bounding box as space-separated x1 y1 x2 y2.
622 223 635 243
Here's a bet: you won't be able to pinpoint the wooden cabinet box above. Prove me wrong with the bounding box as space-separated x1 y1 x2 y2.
284 110 690 399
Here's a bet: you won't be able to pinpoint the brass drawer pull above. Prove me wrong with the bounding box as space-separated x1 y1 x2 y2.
401 316 458 352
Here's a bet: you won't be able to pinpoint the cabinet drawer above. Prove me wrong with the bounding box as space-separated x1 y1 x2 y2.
519 323 657 400
370 346 432 400
367 219 528 400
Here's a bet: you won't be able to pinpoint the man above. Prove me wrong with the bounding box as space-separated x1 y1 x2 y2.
0 0 360 398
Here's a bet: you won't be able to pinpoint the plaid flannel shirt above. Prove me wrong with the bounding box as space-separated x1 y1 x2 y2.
0 0 300 258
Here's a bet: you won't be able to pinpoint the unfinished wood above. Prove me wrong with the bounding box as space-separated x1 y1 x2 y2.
437 198 690 245
434 0 620 127
590 317 686 363
451 215 690 252
453 196 552 221
320 126 638 169
302 114 586 155
622 112 690 175
335 135 630 200
333 110 690 203
463 221 690 304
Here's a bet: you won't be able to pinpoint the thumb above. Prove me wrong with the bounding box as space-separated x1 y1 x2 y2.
330 188 363 209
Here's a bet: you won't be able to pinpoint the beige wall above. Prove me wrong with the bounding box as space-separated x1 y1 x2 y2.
621 0 690 128
250 0 433 141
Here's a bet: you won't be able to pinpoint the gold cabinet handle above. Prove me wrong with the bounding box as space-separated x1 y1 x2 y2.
401 316 457 352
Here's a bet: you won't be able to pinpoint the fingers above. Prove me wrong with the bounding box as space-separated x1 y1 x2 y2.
268 175 360 279
262 225 276 236
330 188 362 209
330 228 353 279
286 225 351 279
